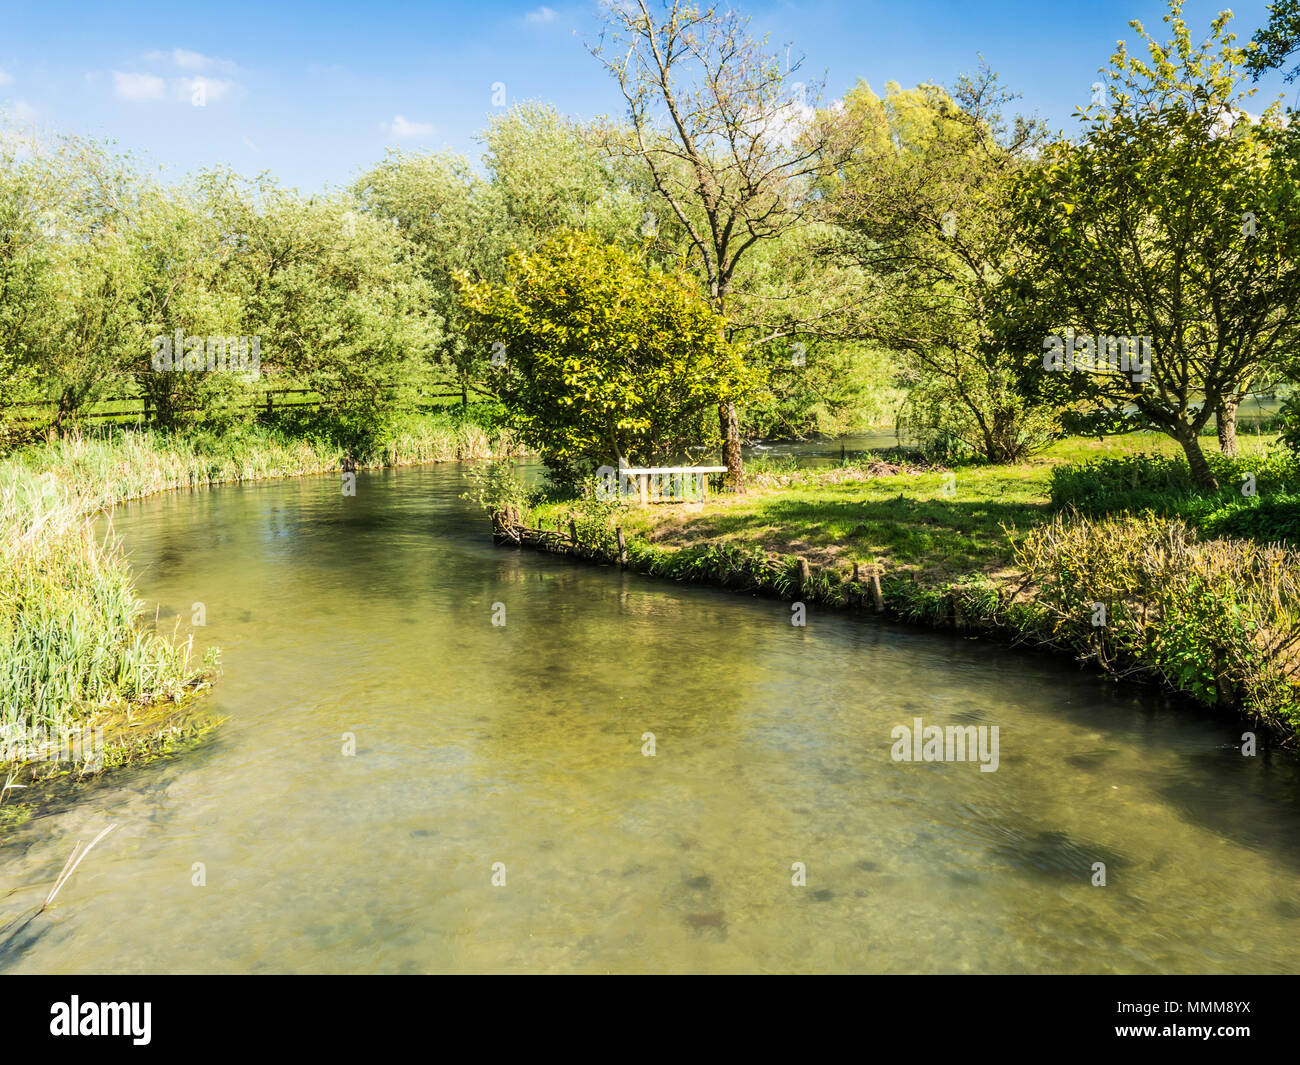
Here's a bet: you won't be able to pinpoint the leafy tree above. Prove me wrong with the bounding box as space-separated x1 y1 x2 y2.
130 169 258 430
0 133 148 431
819 69 1057 462
1009 1 1300 488
353 150 504 407
457 230 750 478
481 103 645 252
1248 0 1300 80
590 0 852 490
237 183 434 450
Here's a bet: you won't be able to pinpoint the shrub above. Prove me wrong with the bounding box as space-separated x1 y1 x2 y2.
1014 511 1300 732
1050 449 1300 523
1199 493 1300 545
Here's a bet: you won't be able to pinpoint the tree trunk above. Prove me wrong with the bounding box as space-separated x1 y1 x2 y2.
1215 397 1238 457
1177 426 1219 492
719 401 744 493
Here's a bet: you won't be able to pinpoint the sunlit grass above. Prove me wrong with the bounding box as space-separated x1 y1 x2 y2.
612 431 1282 580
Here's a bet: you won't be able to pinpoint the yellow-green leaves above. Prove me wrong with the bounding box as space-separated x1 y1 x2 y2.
460 230 750 470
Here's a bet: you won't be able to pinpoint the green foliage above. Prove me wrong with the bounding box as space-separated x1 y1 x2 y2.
1248 0 1300 80
458 230 751 474
1050 450 1300 536
0 135 436 445
1014 512 1300 730
352 149 506 398
482 102 647 253
746 337 903 439
1008 1 1300 486
1199 493 1300 544
822 70 1058 462
464 460 532 519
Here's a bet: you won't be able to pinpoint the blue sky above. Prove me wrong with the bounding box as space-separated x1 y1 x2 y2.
1 0 1294 192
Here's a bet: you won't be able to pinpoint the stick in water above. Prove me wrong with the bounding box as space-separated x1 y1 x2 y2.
41 823 118 913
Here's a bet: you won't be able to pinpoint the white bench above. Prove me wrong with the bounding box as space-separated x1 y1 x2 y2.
597 466 728 504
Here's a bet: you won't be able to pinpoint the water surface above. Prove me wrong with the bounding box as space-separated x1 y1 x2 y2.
2 461 1298 973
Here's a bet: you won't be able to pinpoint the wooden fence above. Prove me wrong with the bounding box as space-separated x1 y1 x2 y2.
0 387 467 426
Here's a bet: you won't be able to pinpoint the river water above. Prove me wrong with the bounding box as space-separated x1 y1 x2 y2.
2 458 1299 973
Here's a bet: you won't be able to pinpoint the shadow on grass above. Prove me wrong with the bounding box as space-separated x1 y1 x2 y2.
655 494 1052 574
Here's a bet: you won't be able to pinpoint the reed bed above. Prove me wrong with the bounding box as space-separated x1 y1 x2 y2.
1 413 516 759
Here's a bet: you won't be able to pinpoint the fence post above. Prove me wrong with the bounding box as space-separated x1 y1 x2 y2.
871 562 885 612
616 527 627 568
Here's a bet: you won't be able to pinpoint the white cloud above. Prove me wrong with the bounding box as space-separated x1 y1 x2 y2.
113 71 167 102
0 67 13 87
525 6 557 23
145 48 239 74
758 97 816 150
387 114 434 138
242 135 259 152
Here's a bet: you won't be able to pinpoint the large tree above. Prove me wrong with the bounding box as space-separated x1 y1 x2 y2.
1007 1 1300 489
818 68 1057 462
589 0 850 490
457 230 749 477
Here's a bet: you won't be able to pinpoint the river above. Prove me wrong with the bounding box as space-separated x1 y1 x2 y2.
1 457 1299 973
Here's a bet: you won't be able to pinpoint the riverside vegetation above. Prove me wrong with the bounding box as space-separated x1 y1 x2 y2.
0 410 515 824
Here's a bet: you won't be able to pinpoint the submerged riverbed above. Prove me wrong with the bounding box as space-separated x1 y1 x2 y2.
2 460 1299 973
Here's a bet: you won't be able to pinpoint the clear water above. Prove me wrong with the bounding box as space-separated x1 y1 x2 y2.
2 461 1299 973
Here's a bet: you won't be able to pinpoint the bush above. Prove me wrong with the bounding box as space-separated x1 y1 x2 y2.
1199 493 1300 545
1050 449 1300 522
1014 511 1300 732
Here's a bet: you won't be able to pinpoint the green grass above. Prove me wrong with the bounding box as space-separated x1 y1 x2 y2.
597 432 1280 581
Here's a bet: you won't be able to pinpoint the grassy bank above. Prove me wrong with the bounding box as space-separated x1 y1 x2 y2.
502 429 1300 744
1 410 519 819
610 432 1280 578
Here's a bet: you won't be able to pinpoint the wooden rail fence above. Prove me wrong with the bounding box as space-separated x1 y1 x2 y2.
0 388 466 425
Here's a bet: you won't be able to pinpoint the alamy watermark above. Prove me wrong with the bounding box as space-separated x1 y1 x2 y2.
890 716 999 772
1043 331 1151 384
151 329 260 376
1 722 104 767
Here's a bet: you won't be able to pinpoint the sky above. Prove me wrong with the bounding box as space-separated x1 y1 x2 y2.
1 0 1296 192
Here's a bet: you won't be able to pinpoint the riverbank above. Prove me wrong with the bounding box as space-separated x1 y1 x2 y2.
1 411 520 823
507 431 1300 745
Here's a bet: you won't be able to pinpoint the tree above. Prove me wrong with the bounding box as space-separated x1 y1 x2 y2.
819 69 1058 462
130 169 256 430
236 182 433 450
590 0 850 490
457 230 749 478
1248 0 1300 80
481 102 646 252
1008 1 1300 489
0 133 147 431
353 150 504 407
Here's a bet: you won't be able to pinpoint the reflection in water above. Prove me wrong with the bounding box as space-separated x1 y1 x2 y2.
0 461 1298 973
